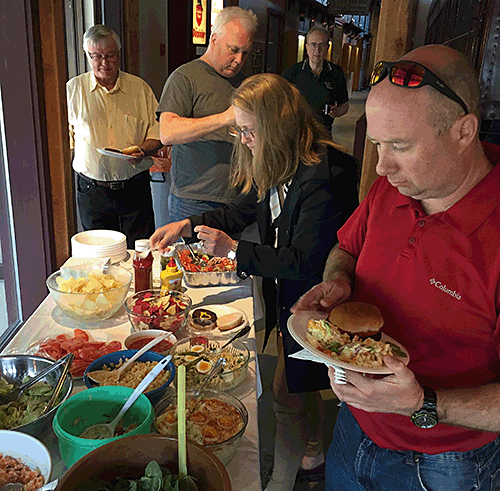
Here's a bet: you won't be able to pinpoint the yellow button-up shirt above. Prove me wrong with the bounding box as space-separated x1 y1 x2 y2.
67 70 160 181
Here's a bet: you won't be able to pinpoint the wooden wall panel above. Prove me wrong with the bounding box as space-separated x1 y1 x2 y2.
358 0 416 201
39 0 75 267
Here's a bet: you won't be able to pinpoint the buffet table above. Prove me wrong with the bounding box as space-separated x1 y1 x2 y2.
3 253 262 491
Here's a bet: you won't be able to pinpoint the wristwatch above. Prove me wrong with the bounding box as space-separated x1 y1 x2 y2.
411 386 438 429
227 241 238 260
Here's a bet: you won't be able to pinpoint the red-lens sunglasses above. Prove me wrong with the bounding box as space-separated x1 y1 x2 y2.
369 60 468 115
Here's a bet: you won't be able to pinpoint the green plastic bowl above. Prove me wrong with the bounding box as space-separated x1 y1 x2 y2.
52 386 154 468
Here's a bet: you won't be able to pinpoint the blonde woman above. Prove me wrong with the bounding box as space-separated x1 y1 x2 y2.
150 73 358 490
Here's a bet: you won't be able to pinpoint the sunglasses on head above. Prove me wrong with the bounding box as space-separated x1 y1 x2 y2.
369 60 468 115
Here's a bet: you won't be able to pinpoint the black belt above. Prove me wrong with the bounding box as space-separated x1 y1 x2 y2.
78 171 150 190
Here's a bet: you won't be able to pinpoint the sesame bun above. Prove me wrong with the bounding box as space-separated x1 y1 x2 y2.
327 302 384 338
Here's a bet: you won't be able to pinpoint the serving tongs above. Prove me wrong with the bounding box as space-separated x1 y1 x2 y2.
184 325 250 369
0 352 74 405
41 353 74 415
179 238 207 268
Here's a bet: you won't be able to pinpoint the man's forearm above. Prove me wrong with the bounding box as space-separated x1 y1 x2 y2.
160 110 232 145
336 102 349 118
437 383 500 432
323 245 356 287
140 139 163 156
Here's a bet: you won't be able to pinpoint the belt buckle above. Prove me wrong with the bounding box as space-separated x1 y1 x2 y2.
109 181 124 191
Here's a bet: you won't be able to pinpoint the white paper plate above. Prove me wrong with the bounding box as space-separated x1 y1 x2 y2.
72 230 127 247
187 304 248 338
97 148 141 160
287 310 410 375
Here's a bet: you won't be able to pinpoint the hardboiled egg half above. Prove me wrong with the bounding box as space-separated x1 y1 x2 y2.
196 359 212 374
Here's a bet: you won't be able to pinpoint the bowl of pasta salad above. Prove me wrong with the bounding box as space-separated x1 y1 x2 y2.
170 336 250 392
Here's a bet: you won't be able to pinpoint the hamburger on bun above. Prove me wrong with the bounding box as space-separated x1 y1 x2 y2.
121 145 143 155
327 302 383 340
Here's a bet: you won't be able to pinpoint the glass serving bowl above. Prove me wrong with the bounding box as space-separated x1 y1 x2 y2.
125 289 192 335
154 388 248 465
46 265 132 323
170 337 250 392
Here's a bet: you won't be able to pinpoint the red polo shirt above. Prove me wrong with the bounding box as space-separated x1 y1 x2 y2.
338 142 500 454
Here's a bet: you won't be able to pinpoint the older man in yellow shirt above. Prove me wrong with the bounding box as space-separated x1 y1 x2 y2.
67 25 162 247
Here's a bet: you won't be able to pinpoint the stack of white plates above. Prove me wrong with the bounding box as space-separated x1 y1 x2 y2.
71 230 127 263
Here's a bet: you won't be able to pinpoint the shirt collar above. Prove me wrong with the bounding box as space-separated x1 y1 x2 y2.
301 59 331 73
391 142 500 235
90 69 126 94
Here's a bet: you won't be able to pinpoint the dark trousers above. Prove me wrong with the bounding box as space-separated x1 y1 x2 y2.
76 172 155 249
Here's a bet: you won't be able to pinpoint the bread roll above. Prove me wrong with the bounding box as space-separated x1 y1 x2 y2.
327 302 383 338
121 145 142 155
217 312 244 331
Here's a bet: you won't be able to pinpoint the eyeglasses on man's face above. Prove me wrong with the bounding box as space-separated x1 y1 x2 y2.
229 125 257 140
307 42 329 50
87 51 119 62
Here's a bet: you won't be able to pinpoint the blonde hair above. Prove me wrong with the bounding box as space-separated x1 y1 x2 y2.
230 73 343 200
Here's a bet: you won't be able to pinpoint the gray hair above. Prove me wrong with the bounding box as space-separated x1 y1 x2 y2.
212 7 258 37
306 25 330 44
83 25 121 51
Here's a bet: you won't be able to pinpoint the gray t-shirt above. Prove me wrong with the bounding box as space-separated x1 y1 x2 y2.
157 59 244 203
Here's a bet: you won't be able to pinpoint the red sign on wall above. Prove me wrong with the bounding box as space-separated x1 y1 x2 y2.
193 0 207 45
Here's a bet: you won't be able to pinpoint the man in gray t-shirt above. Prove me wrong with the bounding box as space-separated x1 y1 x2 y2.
156 7 257 222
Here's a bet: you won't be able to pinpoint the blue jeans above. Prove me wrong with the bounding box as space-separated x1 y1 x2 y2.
326 403 500 491
168 193 225 223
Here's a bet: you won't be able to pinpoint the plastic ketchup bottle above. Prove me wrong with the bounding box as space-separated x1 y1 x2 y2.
133 239 153 293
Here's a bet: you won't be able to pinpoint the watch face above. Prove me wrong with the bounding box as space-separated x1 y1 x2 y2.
412 412 438 429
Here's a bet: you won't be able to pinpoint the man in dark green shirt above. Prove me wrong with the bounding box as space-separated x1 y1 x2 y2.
283 25 349 132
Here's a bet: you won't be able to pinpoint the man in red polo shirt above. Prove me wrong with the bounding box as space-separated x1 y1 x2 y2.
292 44 500 491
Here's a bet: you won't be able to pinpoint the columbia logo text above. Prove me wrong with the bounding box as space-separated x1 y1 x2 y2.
429 278 461 300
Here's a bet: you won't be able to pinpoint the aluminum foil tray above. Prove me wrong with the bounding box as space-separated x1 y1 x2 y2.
175 243 240 287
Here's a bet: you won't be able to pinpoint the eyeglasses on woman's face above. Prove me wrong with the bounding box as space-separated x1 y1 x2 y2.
229 125 257 140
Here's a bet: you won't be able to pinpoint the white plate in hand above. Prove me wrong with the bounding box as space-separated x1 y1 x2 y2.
97 148 141 160
287 310 410 374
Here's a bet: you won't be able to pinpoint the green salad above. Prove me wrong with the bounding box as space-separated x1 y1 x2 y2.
87 461 198 491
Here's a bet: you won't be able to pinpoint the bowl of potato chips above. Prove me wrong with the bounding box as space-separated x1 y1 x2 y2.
46 265 132 322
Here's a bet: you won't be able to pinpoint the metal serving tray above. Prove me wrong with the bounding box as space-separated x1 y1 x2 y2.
175 243 240 287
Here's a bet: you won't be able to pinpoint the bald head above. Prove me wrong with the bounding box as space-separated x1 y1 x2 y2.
401 45 480 118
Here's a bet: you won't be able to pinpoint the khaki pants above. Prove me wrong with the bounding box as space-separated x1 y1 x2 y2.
265 337 324 491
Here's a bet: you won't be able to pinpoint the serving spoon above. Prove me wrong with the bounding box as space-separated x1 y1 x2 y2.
87 332 171 385
80 355 172 439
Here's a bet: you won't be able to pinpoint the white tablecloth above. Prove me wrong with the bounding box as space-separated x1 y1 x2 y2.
3 254 262 491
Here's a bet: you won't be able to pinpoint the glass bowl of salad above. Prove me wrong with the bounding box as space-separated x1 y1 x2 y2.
125 289 192 334
170 336 250 392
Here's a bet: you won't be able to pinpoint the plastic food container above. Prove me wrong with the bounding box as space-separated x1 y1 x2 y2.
82 349 176 406
154 388 248 465
170 337 250 391
175 243 240 287
52 386 154 468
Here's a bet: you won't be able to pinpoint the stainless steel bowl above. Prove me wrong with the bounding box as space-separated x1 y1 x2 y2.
0 355 73 438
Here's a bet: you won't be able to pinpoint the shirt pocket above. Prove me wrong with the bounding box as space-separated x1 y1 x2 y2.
119 114 147 147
